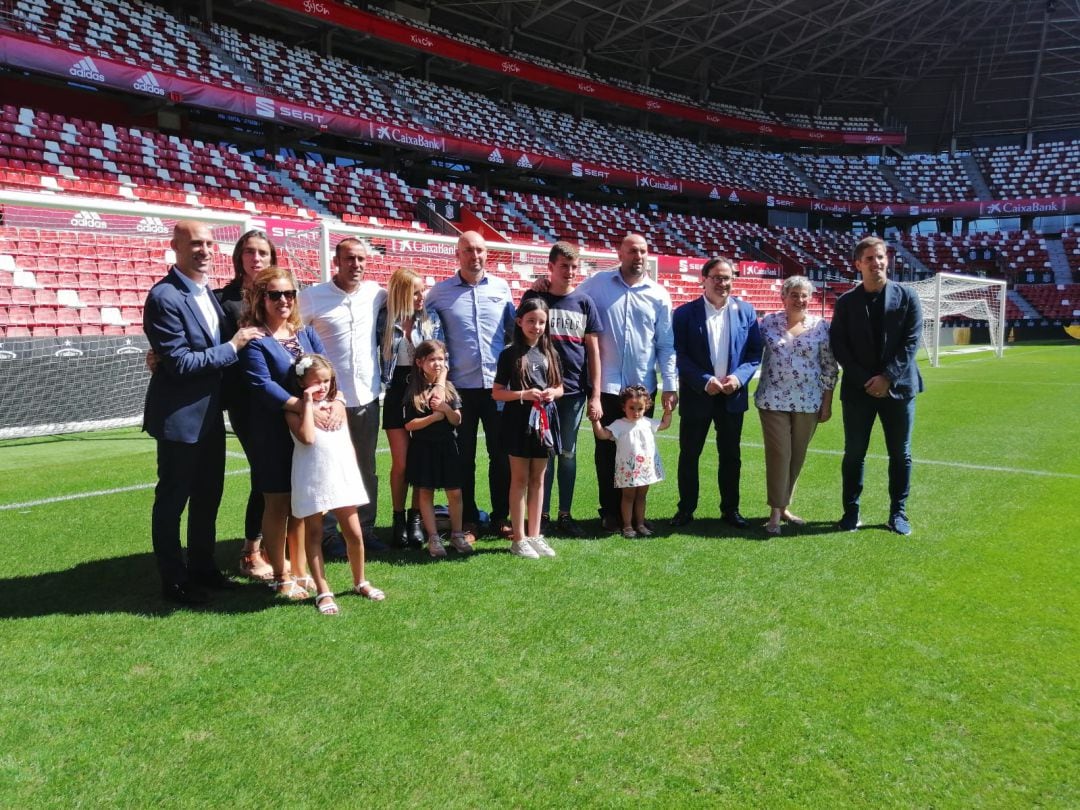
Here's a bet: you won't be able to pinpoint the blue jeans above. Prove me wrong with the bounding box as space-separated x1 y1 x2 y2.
841 394 916 516
542 393 587 516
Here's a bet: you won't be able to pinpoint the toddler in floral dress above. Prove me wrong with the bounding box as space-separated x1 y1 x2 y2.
590 385 672 537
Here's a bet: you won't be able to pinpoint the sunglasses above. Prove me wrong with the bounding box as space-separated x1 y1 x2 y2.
264 290 297 302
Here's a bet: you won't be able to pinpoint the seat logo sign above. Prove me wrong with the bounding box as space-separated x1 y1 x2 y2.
254 97 276 118
70 57 105 83
134 72 166 96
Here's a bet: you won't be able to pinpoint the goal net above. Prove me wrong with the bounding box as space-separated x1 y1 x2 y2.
281 221 616 293
906 272 1007 367
0 190 251 439
1 191 616 439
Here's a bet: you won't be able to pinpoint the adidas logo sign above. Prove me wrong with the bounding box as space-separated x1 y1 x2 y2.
69 57 105 83
488 149 504 164
516 154 534 169
70 211 107 229
728 191 740 203
136 216 169 234
133 72 166 96
709 188 720 200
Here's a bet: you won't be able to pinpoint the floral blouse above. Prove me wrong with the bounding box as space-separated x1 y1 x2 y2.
753 312 838 413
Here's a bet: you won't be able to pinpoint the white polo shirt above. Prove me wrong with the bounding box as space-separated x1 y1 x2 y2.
299 279 387 407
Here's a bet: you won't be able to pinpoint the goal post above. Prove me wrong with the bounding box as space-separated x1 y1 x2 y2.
906 272 1007 367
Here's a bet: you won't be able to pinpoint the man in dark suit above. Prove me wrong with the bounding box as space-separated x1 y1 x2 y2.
670 257 763 530
829 236 923 536
143 220 260 603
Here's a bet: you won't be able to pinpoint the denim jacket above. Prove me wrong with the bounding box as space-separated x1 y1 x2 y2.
377 306 442 384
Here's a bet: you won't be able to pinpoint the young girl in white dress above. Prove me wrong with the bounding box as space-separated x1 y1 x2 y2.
287 354 385 615
589 384 672 538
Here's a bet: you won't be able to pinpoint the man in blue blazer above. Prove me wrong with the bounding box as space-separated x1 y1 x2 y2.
829 236 923 536
143 221 260 603
671 257 763 529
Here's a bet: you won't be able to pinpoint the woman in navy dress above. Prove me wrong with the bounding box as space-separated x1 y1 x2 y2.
241 266 341 598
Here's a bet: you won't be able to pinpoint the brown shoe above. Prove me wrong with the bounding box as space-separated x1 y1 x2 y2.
239 551 273 581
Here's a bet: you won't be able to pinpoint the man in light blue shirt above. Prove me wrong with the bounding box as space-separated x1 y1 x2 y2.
425 231 516 534
577 233 678 529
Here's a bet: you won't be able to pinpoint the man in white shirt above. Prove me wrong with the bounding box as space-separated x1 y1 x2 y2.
670 257 762 530
299 237 387 543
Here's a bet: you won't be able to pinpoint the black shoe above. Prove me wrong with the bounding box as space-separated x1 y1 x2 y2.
189 570 240 590
555 513 586 537
539 513 552 535
669 510 694 527
391 510 408 547
322 531 349 561
362 528 389 554
837 511 862 532
405 509 424 548
162 582 210 605
721 511 749 529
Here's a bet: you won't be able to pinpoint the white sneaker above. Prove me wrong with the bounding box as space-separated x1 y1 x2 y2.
509 540 540 559
527 535 556 557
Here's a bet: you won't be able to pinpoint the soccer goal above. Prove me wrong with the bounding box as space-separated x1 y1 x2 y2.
1 190 616 439
906 272 1007 367
0 189 253 439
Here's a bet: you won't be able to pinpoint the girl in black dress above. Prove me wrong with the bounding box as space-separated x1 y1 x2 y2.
403 340 469 559
493 298 564 559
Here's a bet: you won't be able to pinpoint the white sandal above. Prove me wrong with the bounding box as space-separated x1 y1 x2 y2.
354 580 386 601
268 578 308 600
314 592 339 615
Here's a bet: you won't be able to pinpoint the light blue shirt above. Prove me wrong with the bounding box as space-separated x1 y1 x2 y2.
576 269 677 395
425 271 516 389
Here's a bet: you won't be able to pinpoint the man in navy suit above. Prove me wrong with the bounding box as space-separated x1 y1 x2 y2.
143 221 260 603
829 236 923 536
670 257 763 529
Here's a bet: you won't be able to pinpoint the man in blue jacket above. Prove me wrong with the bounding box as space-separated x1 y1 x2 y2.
143 220 259 604
829 236 923 536
671 257 763 530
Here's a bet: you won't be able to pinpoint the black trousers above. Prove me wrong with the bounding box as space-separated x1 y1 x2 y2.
226 400 263 542
676 387 744 516
457 388 509 524
151 421 226 586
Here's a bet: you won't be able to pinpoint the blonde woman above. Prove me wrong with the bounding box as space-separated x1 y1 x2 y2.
378 268 442 547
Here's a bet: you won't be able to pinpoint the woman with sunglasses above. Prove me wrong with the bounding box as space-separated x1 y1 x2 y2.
241 266 342 598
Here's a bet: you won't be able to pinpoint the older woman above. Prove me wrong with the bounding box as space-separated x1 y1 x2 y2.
241 266 341 597
218 230 277 580
754 275 838 535
378 268 442 548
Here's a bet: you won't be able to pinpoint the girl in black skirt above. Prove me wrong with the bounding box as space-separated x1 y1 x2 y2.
403 340 469 559
493 297 564 559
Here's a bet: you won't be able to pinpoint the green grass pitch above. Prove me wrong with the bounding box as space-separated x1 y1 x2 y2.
0 342 1077 807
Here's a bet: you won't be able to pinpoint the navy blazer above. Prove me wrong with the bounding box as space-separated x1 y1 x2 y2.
673 296 763 413
830 281 924 401
240 326 325 422
142 268 237 443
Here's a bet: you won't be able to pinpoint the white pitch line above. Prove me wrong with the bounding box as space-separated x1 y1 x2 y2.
0 447 393 511
3 438 1075 512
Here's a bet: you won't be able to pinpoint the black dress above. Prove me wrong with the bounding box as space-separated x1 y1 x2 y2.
404 394 463 490
495 345 561 459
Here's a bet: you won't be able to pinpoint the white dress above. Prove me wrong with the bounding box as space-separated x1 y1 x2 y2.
291 424 368 518
608 417 665 488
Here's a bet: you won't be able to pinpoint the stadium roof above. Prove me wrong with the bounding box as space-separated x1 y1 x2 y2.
354 0 1080 150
